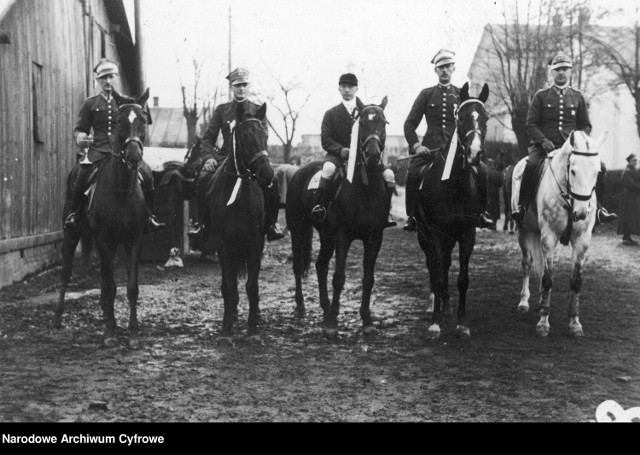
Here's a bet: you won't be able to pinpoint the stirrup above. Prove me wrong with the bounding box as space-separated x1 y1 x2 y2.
148 216 166 232
478 212 496 229
267 224 285 241
311 204 326 221
403 216 417 232
512 206 526 222
64 212 79 230
596 208 617 224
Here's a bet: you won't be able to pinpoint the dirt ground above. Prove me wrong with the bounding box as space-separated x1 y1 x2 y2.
1 197 639 422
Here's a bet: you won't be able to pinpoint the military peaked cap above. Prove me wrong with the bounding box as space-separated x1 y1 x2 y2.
94 59 118 78
431 49 455 67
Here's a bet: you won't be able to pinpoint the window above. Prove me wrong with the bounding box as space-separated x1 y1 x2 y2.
32 61 44 144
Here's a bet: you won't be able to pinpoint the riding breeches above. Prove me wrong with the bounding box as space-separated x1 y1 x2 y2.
518 145 548 208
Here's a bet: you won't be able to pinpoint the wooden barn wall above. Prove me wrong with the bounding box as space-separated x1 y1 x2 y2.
0 0 134 287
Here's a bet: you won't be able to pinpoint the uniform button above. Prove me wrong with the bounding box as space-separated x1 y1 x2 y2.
108 132 111 135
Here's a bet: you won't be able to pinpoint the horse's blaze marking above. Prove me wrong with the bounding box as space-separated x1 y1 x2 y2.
368 113 376 121
128 111 137 124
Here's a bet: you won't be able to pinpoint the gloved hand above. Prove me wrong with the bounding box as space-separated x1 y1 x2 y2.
541 139 555 153
76 132 93 148
202 158 217 172
340 148 350 161
412 144 430 156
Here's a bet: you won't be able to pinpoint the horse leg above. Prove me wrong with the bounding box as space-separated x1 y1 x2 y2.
323 235 350 339
441 238 455 317
291 222 312 318
568 237 591 337
536 235 557 337
218 250 237 339
419 232 444 339
456 231 476 338
125 241 142 349
53 229 82 328
246 246 262 339
97 241 118 347
517 230 533 313
316 232 335 318
360 233 383 335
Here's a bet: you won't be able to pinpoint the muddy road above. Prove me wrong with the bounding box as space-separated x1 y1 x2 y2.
0 217 639 422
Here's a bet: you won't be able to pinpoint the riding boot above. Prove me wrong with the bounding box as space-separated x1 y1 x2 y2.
512 159 536 222
474 164 496 229
64 165 91 230
403 167 420 231
594 169 617 225
311 176 332 222
264 178 285 241
385 186 397 228
143 190 166 233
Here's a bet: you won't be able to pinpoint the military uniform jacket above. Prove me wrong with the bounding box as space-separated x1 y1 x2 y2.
404 84 460 152
320 97 365 162
526 86 592 149
73 94 118 163
201 99 268 165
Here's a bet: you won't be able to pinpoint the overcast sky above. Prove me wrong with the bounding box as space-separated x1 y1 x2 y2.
129 0 639 144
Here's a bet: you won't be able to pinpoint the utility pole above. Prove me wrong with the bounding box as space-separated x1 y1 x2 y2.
134 0 145 95
228 4 232 101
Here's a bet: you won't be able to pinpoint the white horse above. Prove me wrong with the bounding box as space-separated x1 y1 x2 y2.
511 131 602 337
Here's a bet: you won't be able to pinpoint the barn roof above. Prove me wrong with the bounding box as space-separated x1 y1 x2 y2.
148 107 189 148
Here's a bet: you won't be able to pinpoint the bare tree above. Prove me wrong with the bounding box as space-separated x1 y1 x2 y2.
178 56 222 148
263 76 311 164
481 1 614 158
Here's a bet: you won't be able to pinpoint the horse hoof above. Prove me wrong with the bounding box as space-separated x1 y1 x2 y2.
104 337 118 348
323 327 339 340
128 337 141 350
52 318 63 330
218 336 234 346
427 324 441 340
517 303 529 314
246 335 263 345
363 325 377 336
569 324 584 337
293 307 306 319
536 324 550 337
456 325 471 338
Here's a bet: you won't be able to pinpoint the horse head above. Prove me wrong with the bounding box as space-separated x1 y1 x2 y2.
231 102 269 176
359 96 388 170
457 82 489 167
563 131 601 222
114 88 150 171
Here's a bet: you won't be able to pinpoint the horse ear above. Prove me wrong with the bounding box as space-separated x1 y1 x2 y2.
460 82 470 102
137 87 150 107
479 83 489 103
256 103 267 120
379 96 388 110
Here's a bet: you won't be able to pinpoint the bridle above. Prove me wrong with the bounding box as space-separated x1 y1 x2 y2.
357 106 386 167
454 99 486 153
226 118 268 180
117 103 145 170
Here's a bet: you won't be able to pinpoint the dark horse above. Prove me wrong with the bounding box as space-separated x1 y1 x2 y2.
208 102 273 340
415 82 489 339
54 89 151 348
286 97 391 339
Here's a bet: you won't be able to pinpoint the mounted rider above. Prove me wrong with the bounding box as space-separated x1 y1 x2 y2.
311 73 397 226
512 52 617 224
64 58 165 232
191 67 285 242
403 49 494 231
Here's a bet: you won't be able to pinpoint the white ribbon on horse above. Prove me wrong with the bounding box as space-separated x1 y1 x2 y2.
227 120 242 206
347 111 360 183
441 127 458 181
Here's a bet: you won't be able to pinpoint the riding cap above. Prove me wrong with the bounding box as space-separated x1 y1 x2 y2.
227 67 250 86
339 73 358 86
548 52 573 70
431 49 455 67
626 153 637 163
94 58 119 78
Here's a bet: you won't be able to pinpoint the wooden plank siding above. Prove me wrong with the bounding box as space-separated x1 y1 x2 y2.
0 0 136 287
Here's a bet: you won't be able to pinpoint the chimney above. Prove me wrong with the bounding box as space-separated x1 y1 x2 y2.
153 96 159 107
